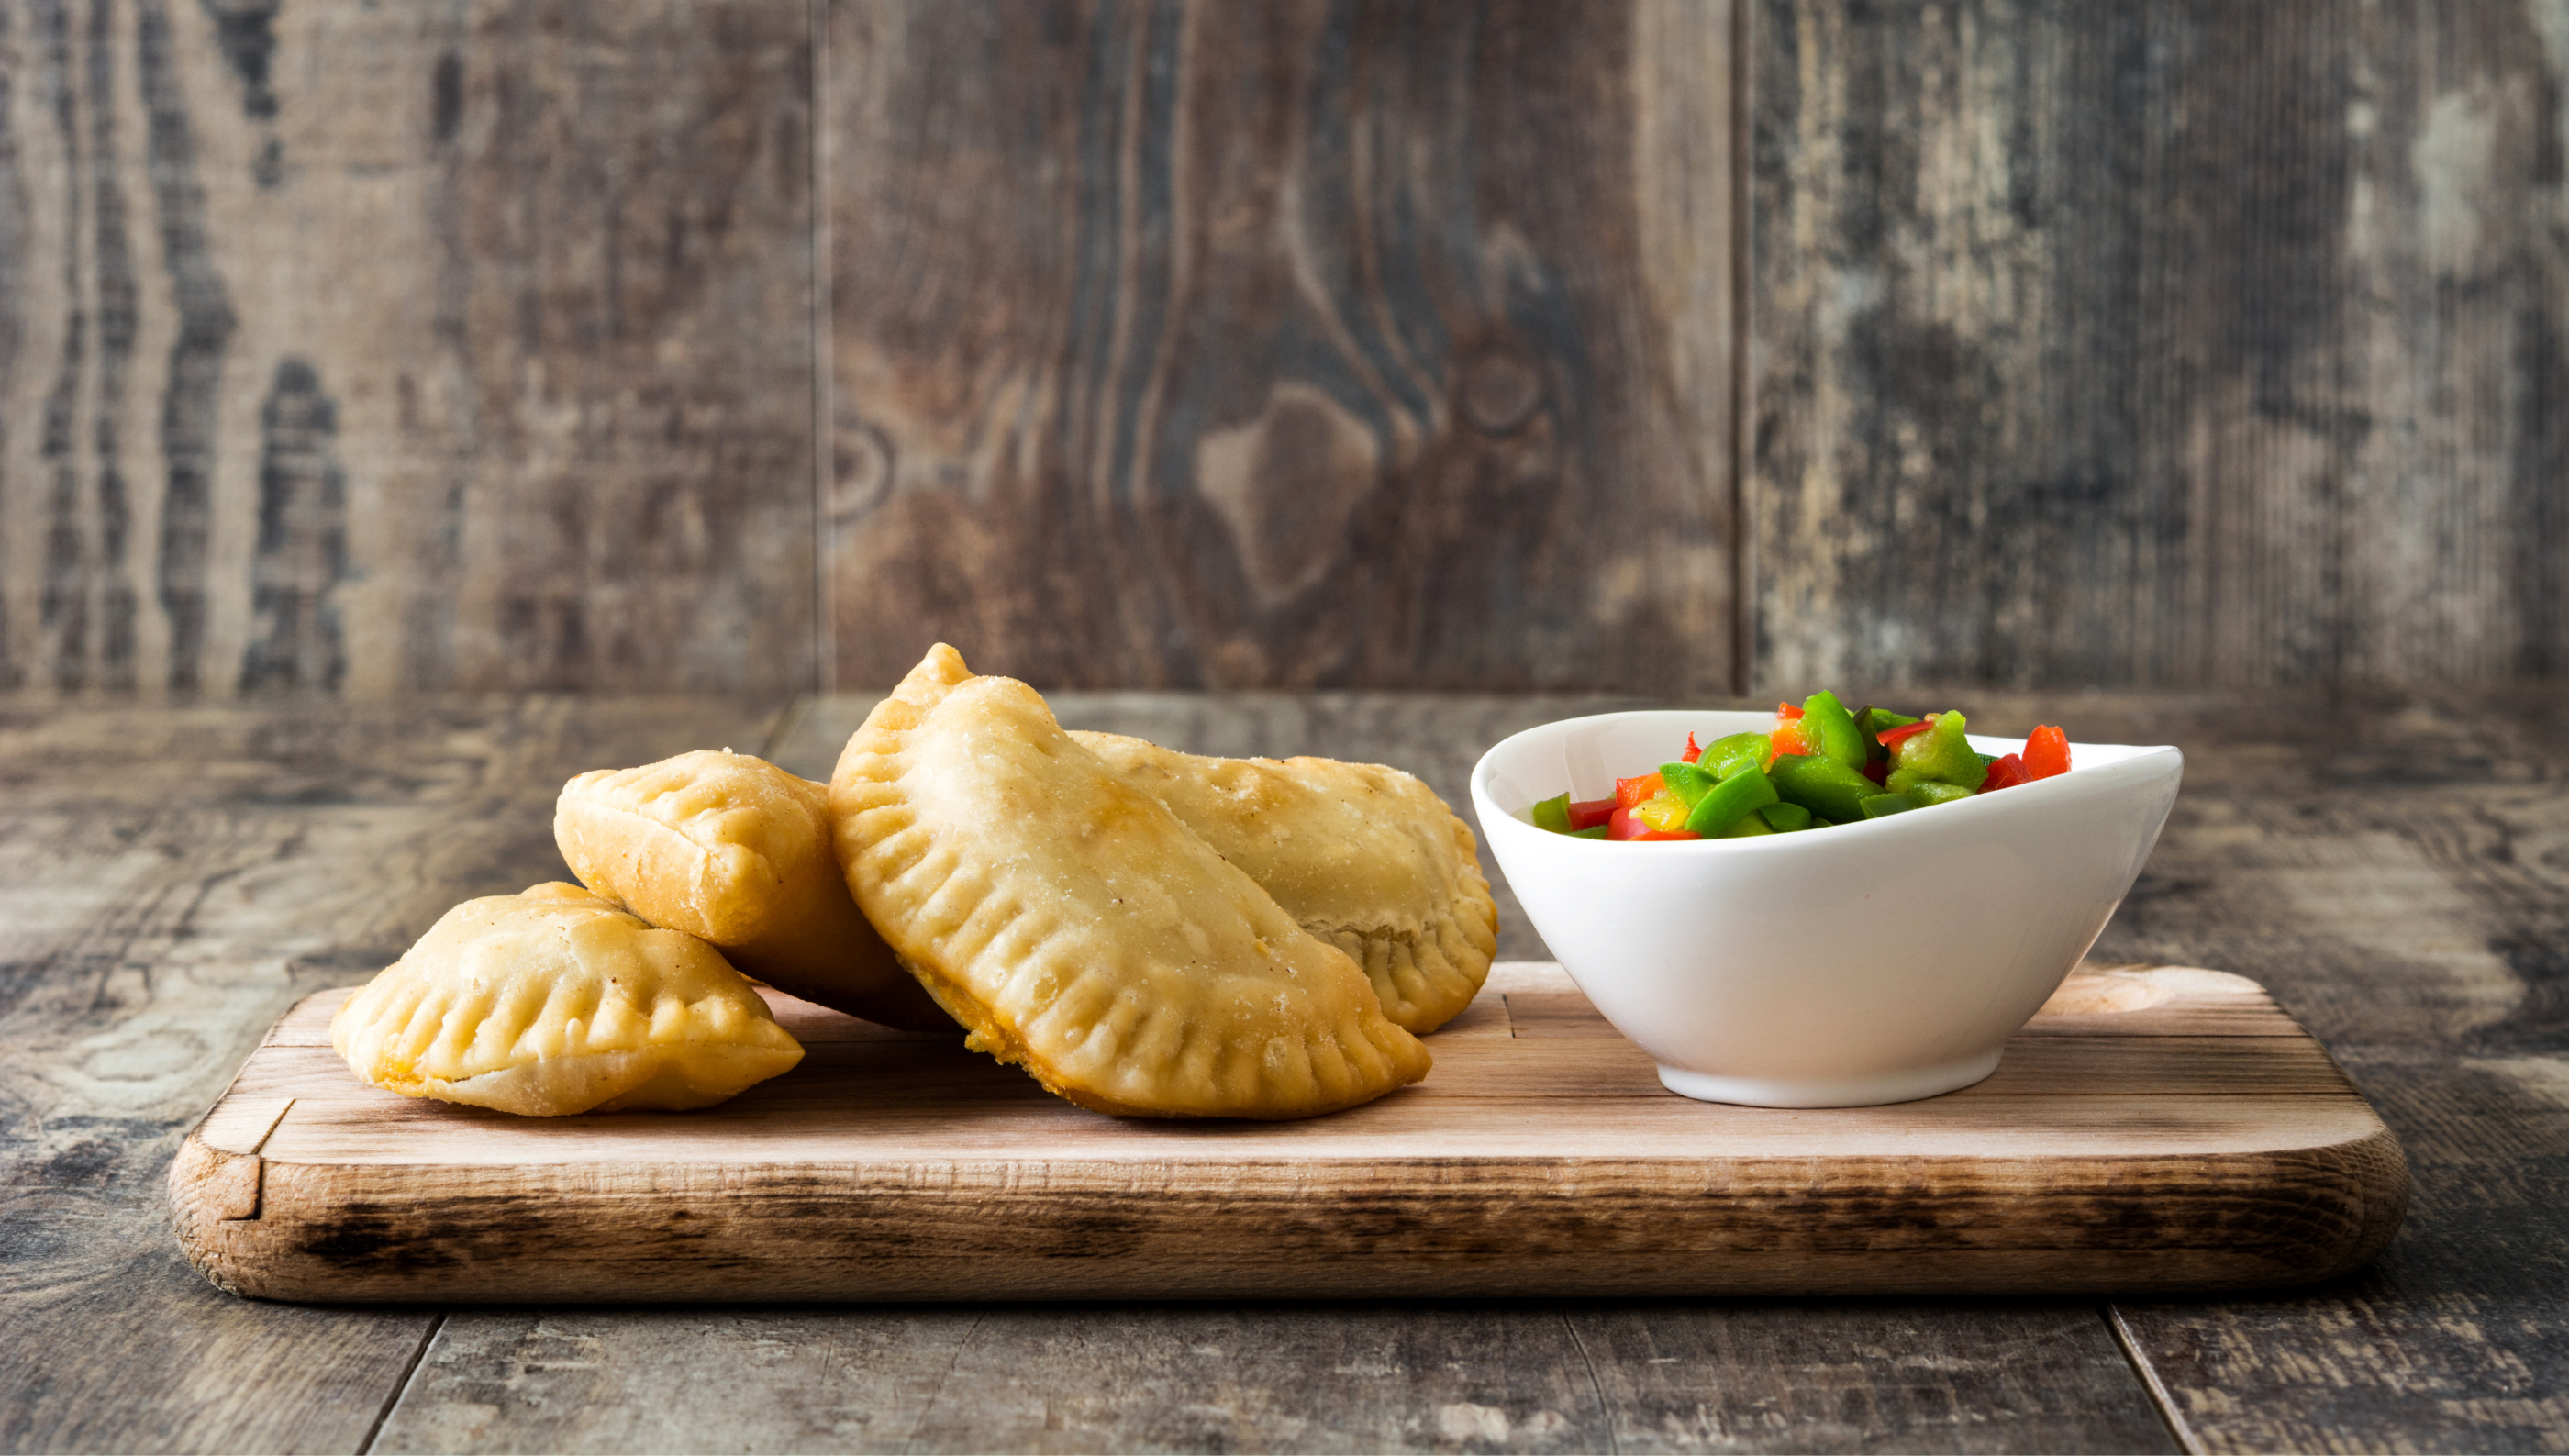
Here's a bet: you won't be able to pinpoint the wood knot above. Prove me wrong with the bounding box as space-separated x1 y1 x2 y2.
829 418 895 520
1461 350 1542 435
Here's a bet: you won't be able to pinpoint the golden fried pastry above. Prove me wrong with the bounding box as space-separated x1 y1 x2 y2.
331 883 804 1115
1072 733 1497 1033
829 644 1431 1118
555 750 948 1030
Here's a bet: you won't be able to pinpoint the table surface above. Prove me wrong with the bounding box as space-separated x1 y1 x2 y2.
3 684 2563 1455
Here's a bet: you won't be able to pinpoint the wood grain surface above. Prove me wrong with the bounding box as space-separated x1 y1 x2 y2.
5 689 2566 1452
0 0 817 698
1753 0 2569 690
818 0 1741 693
373 1303 2178 1455
9 0 2563 700
0 694 787 1452
168 963 2405 1302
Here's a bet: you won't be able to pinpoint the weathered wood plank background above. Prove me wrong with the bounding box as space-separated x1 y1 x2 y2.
1755 0 2569 690
0 0 817 698
1 0 2562 698
820 0 1741 693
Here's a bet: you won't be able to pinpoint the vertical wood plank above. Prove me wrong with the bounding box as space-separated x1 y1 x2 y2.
1752 0 2569 691
822 0 1740 694
0 0 817 697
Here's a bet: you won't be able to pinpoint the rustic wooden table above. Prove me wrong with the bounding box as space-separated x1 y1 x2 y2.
4 686 2562 1454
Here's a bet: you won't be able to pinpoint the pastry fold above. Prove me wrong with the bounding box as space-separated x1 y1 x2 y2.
1073 732 1497 1033
331 883 804 1115
829 644 1431 1119
555 750 949 1029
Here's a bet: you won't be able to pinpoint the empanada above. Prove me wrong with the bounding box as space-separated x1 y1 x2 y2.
1072 733 1497 1033
555 750 949 1030
331 883 804 1115
829 644 1431 1118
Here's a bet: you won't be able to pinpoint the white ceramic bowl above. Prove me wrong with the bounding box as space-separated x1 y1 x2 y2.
1472 711 2182 1107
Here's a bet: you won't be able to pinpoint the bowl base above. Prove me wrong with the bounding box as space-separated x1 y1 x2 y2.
1654 1050 2004 1108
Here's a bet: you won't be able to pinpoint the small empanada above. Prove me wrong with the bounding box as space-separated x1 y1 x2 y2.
829 644 1431 1119
331 883 804 1115
1072 733 1497 1033
555 750 949 1030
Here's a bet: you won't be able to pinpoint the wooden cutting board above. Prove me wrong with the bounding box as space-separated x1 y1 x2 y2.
170 961 2407 1302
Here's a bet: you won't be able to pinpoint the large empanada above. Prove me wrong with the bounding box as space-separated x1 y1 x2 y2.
1071 733 1497 1033
829 644 1431 1119
331 883 804 1115
555 750 949 1029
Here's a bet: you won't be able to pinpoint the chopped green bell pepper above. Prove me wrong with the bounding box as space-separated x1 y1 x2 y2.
1906 780 1976 806
1530 794 1574 833
1701 732 1771 782
1767 752 1878 824
1891 710 1987 790
1758 801 1814 833
1859 792 1919 818
1719 813 1774 838
1799 691 1867 769
1571 825 1608 839
1684 762 1780 836
1657 761 1718 807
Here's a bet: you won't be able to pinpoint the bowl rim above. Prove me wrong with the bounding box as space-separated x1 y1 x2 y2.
1471 707 2182 851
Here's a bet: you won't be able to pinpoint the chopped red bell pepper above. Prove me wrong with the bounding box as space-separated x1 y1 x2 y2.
1681 731 1703 764
1567 797 1617 830
1875 719 1935 752
1607 804 1702 840
1615 772 1667 809
2024 725 2071 779
1768 701 1811 754
1979 752 2030 792
1861 759 1888 785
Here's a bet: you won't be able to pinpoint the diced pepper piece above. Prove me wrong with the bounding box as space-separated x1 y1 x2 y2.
1567 797 1618 829
1530 794 1573 833
2024 724 2071 779
1703 732 1774 779
1852 705 1911 768
1615 772 1667 809
1720 813 1774 838
1859 793 1919 818
1758 801 1814 833
1767 753 1878 824
1658 761 1718 807
1799 691 1866 769
1769 719 1809 756
1890 710 1987 790
1681 731 1703 765
1684 763 1781 836
1611 803 1701 840
1634 794 1695 833
1979 753 2030 792
1875 719 1935 752
1861 759 1889 785
1907 781 1976 806
1571 825 1609 839
1776 701 1805 720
